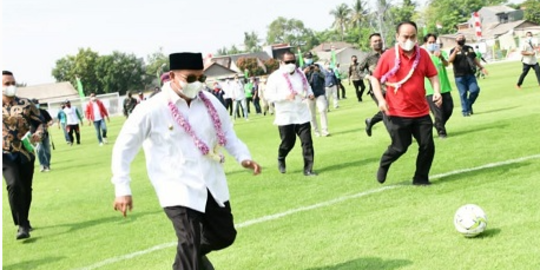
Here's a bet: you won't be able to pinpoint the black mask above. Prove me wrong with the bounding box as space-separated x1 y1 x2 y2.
457 40 466 46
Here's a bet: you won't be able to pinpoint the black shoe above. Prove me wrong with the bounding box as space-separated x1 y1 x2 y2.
16 227 30 240
376 166 389 184
365 118 372 137
413 181 432 186
304 170 318 176
278 159 286 174
200 255 215 270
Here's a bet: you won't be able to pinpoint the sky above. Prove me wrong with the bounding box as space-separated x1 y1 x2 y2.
2 0 373 85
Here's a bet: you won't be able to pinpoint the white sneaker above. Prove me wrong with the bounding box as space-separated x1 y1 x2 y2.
314 132 321 137
103 138 108 144
99 143 104 146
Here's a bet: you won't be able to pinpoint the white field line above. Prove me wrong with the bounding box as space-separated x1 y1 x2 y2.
72 154 540 270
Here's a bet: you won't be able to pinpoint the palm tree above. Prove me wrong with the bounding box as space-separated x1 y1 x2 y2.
329 3 351 41
244 31 262 52
349 0 369 29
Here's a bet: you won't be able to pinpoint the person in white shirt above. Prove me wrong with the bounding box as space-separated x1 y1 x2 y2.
265 51 317 176
516 31 540 89
111 52 261 270
221 79 233 115
63 100 83 145
229 75 248 121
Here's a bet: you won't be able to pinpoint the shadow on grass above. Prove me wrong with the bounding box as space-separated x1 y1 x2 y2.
3 256 65 270
304 257 412 270
433 162 532 185
37 210 161 234
449 122 508 138
476 228 501 239
474 106 519 115
318 158 380 174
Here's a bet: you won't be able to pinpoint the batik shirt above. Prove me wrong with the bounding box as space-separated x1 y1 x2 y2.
2 96 44 162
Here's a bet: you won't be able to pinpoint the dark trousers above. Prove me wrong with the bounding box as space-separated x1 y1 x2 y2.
353 80 366 101
380 115 435 183
516 62 540 86
426 93 454 136
3 155 35 228
278 122 314 172
224 98 233 116
67 124 81 144
253 97 261 114
164 192 237 270
369 91 385 127
336 79 346 99
245 97 253 113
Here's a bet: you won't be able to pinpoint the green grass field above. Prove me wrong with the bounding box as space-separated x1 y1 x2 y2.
3 60 540 270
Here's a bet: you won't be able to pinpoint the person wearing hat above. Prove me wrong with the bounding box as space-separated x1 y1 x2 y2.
63 99 83 145
111 52 261 270
31 98 53 171
3 70 45 240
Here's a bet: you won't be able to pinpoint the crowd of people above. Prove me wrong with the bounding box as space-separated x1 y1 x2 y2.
4 19 538 270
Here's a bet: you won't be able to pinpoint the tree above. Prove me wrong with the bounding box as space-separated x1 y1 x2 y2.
95 51 146 95
266 17 320 52
390 0 417 26
263 58 280 74
51 48 101 96
330 3 352 41
145 48 169 86
522 0 540 25
244 31 262 53
236 57 265 76
423 0 506 35
349 0 369 29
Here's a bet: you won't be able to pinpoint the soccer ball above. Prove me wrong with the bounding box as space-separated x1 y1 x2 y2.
454 204 488 237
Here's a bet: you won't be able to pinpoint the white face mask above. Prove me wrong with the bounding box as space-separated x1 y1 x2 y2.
283 63 296 73
400 39 416 51
3 85 17 97
179 81 203 99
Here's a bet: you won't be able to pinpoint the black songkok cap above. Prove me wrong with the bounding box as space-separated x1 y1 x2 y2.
169 52 204 70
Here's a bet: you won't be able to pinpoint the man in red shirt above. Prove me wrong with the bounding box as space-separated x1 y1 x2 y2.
85 93 110 146
369 21 442 186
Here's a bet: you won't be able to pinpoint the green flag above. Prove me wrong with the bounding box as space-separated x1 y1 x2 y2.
423 25 428 36
75 77 85 98
157 70 161 86
330 46 337 68
244 69 249 79
297 47 304 67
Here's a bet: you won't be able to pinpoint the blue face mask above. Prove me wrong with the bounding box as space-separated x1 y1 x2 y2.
305 59 313 65
427 43 439 52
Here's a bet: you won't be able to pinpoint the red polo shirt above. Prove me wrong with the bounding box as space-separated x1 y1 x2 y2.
373 46 437 117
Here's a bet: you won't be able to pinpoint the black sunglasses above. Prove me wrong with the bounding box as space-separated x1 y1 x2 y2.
182 74 207 83
283 60 296 64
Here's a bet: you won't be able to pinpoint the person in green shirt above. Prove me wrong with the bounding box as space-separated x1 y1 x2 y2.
474 45 487 79
424 34 454 138
244 78 253 114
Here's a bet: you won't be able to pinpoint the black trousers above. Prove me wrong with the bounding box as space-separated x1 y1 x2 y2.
353 80 366 101
369 91 385 127
2 155 35 228
336 79 346 99
516 62 540 86
224 98 233 116
245 97 253 114
426 93 454 136
67 124 81 144
164 191 237 270
278 122 314 172
380 115 435 183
